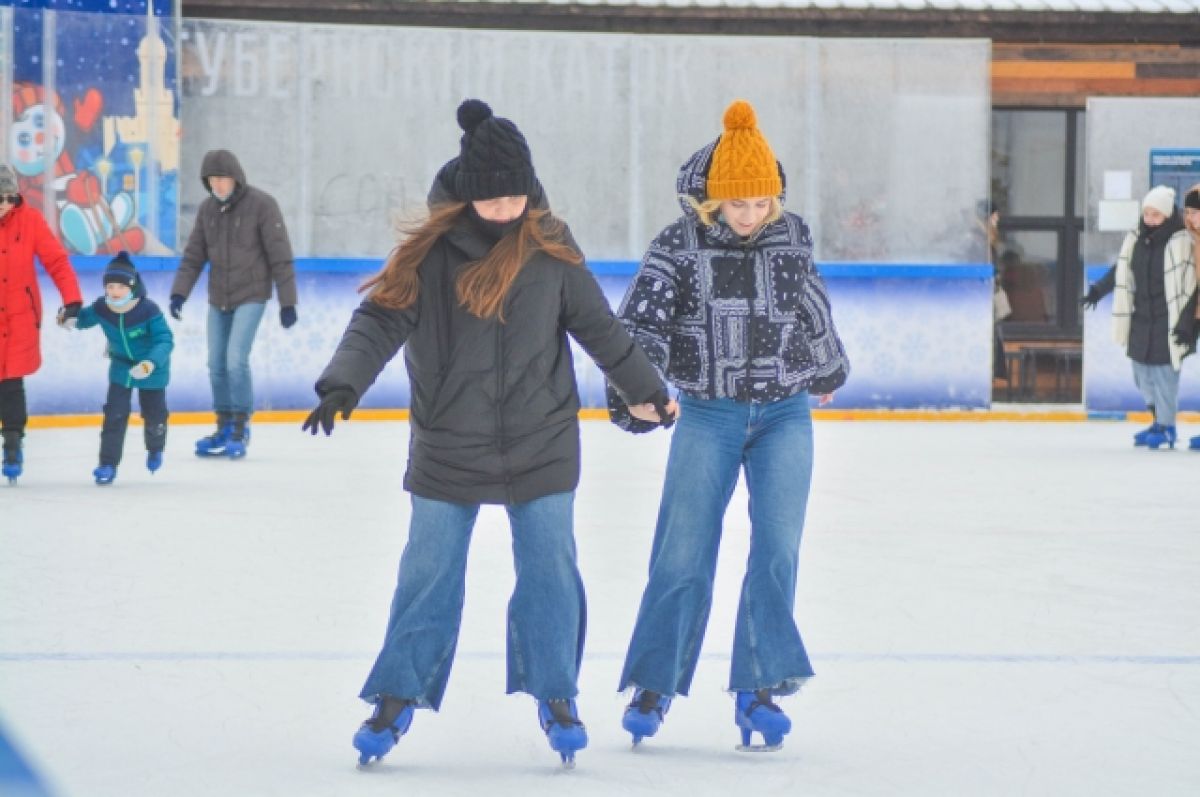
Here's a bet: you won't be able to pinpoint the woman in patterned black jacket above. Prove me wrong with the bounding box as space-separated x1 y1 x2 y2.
610 100 849 752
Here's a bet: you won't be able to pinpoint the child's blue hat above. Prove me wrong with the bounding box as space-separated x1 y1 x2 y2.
102 251 141 295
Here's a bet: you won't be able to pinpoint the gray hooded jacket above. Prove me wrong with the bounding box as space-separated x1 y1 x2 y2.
172 150 297 309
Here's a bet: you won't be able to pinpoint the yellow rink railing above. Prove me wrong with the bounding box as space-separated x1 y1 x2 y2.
26 408 1200 428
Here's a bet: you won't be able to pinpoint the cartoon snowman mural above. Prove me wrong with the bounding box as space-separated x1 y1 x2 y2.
10 82 145 254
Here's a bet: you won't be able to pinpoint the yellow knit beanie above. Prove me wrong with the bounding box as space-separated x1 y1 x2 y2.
706 100 782 201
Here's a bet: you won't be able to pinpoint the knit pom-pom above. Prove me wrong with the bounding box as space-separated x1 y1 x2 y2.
723 100 757 131
457 99 493 133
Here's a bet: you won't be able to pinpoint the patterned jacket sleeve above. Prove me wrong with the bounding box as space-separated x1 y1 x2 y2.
799 256 850 396
606 241 681 433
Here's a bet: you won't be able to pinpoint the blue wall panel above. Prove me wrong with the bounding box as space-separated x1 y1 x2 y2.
1082 265 1200 412
27 259 994 414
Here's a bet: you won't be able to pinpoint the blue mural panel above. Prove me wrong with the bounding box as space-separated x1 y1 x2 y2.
7 0 179 256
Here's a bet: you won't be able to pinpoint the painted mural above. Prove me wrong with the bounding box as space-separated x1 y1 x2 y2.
5 0 179 255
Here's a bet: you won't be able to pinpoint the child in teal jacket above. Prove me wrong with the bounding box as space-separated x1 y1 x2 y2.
72 252 173 485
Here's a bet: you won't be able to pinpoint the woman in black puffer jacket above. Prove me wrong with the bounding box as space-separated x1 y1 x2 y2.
306 100 669 767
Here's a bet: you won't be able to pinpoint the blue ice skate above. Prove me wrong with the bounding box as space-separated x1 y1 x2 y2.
622 688 671 745
2 432 21 484
1132 423 1159 446
1145 425 1177 450
538 698 588 767
734 690 791 752
224 417 250 460
147 451 163 474
93 465 117 486
195 417 233 457
353 696 415 767
225 427 252 458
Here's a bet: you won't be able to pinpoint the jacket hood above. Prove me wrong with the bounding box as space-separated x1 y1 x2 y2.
676 138 788 245
200 150 247 193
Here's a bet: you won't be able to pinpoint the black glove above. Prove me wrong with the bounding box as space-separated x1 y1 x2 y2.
1174 324 1199 349
56 301 82 327
1079 286 1101 311
280 306 297 329
649 389 676 429
169 294 185 321
302 387 359 436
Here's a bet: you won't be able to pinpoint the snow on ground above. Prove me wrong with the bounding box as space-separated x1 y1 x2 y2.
2 419 1198 796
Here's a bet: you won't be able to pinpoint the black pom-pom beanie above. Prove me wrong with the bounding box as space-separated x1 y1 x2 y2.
453 99 536 201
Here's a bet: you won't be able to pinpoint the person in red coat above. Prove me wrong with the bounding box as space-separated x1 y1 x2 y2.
0 164 83 483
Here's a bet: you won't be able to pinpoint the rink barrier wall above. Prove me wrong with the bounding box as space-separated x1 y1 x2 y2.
29 257 997 415
25 408 1200 428
1083 264 1200 412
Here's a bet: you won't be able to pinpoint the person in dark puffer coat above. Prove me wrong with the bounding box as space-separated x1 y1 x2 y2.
1082 185 1197 450
611 100 849 752
303 99 670 767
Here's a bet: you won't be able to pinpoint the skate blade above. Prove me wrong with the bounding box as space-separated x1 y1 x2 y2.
735 742 783 753
559 755 576 770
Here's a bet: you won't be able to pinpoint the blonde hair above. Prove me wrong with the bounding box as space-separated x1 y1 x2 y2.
684 194 783 230
362 203 582 321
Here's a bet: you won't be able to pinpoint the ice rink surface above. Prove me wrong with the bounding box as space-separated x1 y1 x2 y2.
2 419 1198 796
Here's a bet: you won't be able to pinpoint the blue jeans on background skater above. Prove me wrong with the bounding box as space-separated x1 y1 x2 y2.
360 492 586 710
620 393 815 697
206 302 266 415
1131 361 1180 426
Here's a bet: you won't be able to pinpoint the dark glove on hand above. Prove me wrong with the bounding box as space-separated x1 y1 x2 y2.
169 294 185 321
302 387 359 436
650 389 675 429
280 306 297 329
1079 287 1100 311
1174 325 1199 349
57 301 82 325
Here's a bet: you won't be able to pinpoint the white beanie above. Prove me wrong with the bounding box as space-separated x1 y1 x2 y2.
1142 185 1176 217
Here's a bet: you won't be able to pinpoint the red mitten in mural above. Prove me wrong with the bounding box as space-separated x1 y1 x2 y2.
73 88 103 132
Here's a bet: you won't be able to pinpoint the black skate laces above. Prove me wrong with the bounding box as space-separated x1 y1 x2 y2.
543 699 583 729
631 689 664 717
366 696 414 732
744 689 783 716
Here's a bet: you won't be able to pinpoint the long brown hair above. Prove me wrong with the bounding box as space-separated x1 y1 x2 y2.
362 203 583 321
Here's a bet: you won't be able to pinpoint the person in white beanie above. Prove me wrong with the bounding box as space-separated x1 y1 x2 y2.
1081 185 1197 449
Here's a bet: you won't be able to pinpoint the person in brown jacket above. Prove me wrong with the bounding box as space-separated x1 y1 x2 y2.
170 150 297 458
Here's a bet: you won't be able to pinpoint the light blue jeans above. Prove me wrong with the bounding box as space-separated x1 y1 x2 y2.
206 302 266 416
1131 361 1180 426
360 492 586 710
620 393 815 697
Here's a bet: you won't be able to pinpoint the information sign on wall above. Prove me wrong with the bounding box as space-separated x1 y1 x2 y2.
1149 149 1200 206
